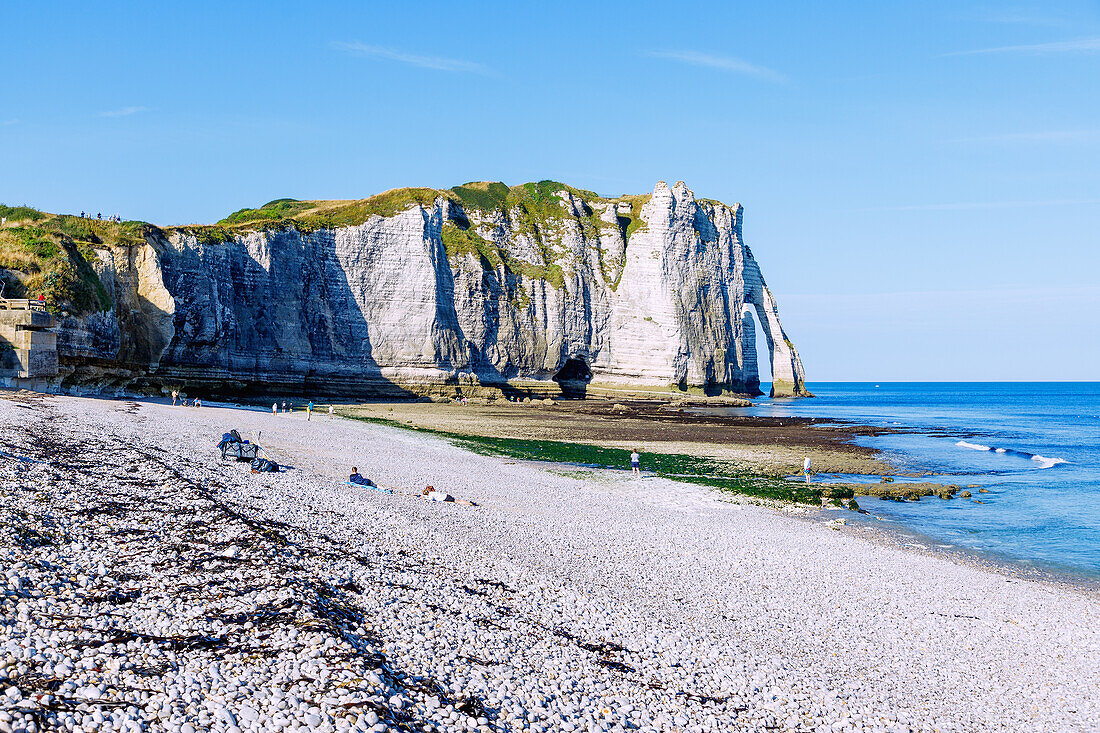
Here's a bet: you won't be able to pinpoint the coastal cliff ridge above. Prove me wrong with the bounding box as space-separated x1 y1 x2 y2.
0 180 809 398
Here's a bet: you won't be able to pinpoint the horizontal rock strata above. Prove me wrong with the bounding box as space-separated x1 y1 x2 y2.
16 181 810 397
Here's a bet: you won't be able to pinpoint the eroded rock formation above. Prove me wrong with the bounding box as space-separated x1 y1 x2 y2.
44 181 809 397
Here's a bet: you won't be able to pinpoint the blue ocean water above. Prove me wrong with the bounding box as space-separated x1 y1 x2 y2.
747 383 1100 579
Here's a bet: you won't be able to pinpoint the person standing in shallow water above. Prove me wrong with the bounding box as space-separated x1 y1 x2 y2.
630 448 641 477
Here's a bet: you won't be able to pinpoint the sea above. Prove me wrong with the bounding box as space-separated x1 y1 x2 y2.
745 382 1100 581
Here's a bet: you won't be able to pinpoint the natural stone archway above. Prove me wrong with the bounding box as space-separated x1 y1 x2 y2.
553 357 592 398
743 254 810 398
750 288 809 398
740 307 762 396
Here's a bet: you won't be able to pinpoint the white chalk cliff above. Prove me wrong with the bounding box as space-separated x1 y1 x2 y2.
56 181 809 397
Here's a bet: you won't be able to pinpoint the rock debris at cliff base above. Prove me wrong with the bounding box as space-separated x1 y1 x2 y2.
2 394 1099 733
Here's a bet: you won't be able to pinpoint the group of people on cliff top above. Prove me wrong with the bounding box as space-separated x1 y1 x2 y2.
78 211 122 222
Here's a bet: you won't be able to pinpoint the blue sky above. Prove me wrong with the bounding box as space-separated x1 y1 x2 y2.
3 1 1098 380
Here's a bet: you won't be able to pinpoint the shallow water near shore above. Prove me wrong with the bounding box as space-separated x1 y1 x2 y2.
736 382 1100 580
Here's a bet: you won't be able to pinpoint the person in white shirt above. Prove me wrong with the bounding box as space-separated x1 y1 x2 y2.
630 449 641 477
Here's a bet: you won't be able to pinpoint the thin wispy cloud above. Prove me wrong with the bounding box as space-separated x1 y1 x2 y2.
333 41 489 74
99 106 148 118
855 198 1100 212
972 8 1069 27
646 50 786 82
954 129 1100 143
941 36 1100 56
2 118 18 126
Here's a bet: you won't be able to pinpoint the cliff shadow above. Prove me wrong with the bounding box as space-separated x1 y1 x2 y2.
148 230 427 401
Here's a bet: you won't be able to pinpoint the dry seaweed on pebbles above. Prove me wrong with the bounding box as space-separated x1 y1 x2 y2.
0 399 493 733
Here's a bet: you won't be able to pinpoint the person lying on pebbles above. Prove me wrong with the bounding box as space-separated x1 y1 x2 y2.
344 471 478 506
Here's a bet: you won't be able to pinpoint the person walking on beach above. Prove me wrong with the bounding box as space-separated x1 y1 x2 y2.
328 404 334 419
630 448 641 477
272 403 278 415
282 401 287 413
171 390 178 406
307 401 313 421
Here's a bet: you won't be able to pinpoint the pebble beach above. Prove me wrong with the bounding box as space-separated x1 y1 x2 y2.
2 392 1098 733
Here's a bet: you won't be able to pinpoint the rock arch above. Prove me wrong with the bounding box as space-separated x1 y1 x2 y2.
742 255 810 398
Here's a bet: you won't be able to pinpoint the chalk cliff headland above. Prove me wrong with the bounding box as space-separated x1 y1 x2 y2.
0 181 809 397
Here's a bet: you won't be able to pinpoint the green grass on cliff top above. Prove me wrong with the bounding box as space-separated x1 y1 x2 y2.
209 180 686 233
208 181 668 289
0 182 733 309
0 205 150 314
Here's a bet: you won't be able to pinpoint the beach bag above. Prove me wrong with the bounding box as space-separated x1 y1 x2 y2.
221 439 259 461
233 443 260 461
250 457 279 473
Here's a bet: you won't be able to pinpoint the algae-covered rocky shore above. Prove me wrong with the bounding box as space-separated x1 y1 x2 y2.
3 391 1098 733
339 398 890 478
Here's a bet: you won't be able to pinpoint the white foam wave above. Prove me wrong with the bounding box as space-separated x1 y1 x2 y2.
1031 455 1068 469
955 440 1068 469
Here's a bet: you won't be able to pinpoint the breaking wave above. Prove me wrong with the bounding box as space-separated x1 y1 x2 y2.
955 440 1067 469
1031 454 1069 469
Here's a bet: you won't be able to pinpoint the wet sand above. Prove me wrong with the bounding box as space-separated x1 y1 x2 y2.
340 399 894 476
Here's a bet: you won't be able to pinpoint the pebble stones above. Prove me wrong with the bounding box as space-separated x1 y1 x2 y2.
0 393 1098 733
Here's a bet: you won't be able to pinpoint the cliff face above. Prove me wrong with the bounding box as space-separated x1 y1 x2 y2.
53 181 809 397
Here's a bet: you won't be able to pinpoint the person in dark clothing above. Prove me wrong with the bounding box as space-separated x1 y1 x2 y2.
349 467 374 487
